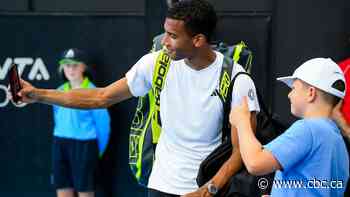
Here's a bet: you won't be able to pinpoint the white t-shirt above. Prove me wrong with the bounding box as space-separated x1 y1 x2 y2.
126 51 260 195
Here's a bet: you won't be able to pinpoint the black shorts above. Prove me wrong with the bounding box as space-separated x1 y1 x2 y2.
52 137 98 192
148 188 180 197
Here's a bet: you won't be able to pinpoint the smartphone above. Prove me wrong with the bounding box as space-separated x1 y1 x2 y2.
9 64 22 103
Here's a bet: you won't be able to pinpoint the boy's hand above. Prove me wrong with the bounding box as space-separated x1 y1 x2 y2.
230 96 251 128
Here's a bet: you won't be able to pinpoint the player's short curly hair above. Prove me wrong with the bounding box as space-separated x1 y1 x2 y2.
167 0 217 42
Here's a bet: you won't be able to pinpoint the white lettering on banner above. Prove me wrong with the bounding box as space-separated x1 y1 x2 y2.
0 57 50 108
0 58 12 80
28 58 50 80
14 58 33 77
0 84 27 107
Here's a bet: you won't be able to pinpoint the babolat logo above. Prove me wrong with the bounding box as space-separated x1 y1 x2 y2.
0 57 50 108
153 52 170 107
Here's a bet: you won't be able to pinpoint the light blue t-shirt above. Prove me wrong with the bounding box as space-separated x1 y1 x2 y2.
264 118 349 197
53 80 111 155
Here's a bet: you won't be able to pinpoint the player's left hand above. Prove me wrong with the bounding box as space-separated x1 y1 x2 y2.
181 184 213 197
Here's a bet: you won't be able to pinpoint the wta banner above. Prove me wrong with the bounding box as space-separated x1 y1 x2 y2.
0 11 271 197
0 15 147 197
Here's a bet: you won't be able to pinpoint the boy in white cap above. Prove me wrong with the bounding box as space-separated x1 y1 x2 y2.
230 57 349 196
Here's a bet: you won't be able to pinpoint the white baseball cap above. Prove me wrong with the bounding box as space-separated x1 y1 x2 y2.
277 57 346 99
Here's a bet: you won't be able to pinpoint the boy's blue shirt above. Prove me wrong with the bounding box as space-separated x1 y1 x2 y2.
52 78 111 156
264 118 349 197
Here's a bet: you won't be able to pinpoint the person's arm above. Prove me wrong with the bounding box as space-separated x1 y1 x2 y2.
18 77 132 109
332 100 350 142
230 97 281 175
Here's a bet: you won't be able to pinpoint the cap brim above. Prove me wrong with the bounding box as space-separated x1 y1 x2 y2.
59 59 81 65
276 76 296 88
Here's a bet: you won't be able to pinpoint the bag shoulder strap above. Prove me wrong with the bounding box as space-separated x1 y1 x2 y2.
151 50 171 106
223 72 272 140
218 57 234 104
148 50 171 143
221 70 268 139
220 57 234 140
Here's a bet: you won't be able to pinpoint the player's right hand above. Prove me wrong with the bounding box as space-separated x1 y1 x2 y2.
17 79 37 104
